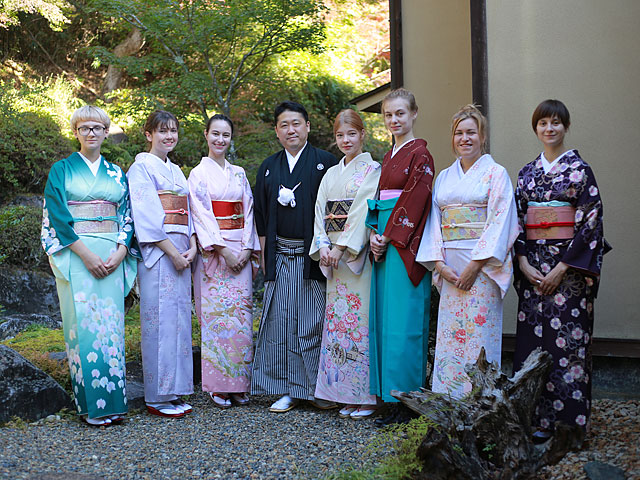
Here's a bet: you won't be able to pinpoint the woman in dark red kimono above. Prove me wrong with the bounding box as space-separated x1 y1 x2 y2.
513 99 611 442
365 88 434 426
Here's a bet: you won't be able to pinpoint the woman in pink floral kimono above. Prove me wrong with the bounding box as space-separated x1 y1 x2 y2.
188 114 260 408
417 104 518 399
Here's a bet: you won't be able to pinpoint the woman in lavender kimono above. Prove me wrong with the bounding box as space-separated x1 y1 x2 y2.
513 100 610 442
127 111 196 418
416 104 518 399
41 106 139 426
188 114 259 408
310 109 381 419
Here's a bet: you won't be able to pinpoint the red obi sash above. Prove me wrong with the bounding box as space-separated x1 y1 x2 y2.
212 200 244 230
158 192 189 226
525 206 576 240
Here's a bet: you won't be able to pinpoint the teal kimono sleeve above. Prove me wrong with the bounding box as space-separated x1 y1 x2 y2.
41 160 78 255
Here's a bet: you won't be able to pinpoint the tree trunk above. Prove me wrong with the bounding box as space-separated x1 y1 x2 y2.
391 348 585 479
103 27 144 96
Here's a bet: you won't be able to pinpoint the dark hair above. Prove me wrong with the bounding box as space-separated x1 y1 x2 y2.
144 110 179 135
205 114 234 135
531 99 571 132
274 101 309 125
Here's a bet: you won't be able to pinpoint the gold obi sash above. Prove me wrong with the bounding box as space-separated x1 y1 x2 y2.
158 191 189 226
324 199 353 232
211 200 244 230
68 200 118 234
441 204 487 241
525 206 576 240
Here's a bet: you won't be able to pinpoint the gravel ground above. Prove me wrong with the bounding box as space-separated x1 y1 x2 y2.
1 397 638 479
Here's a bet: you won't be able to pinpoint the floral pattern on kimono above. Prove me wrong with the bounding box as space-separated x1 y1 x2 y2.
188 157 260 393
513 150 610 431
309 153 381 404
417 154 518 398
41 152 138 418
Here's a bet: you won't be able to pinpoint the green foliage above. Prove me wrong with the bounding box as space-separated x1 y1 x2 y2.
0 77 76 198
0 205 47 271
0 0 72 31
325 415 437 480
89 0 328 120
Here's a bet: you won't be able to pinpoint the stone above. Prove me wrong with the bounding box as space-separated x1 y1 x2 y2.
583 461 627 480
0 313 61 341
0 266 60 339
26 474 104 480
0 345 71 423
125 379 145 411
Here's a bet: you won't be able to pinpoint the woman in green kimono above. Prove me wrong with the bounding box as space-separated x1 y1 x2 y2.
41 106 139 426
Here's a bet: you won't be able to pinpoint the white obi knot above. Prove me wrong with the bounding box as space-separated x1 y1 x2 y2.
278 182 301 208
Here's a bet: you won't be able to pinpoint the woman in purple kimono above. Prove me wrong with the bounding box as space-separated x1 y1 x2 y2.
513 100 610 442
128 111 197 418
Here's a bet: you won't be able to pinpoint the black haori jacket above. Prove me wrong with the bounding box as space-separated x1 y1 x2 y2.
254 144 337 282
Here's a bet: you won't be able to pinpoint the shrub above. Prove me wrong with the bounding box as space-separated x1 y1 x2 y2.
0 205 47 271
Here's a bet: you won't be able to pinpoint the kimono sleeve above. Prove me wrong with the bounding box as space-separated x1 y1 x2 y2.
471 165 519 264
338 162 381 256
416 174 445 268
383 149 434 248
187 166 226 250
115 166 138 255
41 160 78 255
240 167 260 251
561 164 610 275
254 161 268 237
513 169 529 257
127 161 168 245
309 171 332 260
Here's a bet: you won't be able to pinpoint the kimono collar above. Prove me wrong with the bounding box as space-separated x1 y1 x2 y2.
340 152 372 172
78 151 102 177
391 139 414 158
202 156 230 177
539 150 572 174
455 153 493 176
285 142 308 173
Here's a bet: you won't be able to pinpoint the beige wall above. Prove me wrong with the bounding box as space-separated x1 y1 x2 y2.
402 0 473 173
486 0 640 338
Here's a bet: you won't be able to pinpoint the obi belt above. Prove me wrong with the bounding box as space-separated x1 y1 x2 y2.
68 200 118 234
211 200 244 230
525 202 575 240
158 191 189 226
324 199 353 232
441 204 487 241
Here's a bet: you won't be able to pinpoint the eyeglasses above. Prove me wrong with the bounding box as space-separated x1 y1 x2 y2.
76 126 106 136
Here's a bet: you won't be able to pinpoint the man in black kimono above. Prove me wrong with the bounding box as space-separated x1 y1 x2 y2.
251 101 338 412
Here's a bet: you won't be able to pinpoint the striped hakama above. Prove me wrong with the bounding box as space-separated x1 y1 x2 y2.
251 237 326 400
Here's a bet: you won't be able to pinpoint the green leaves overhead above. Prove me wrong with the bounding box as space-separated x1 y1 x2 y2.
89 0 327 119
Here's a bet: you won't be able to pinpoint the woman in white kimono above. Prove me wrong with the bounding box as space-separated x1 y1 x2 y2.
310 109 381 418
417 104 518 398
188 114 260 408
127 111 196 418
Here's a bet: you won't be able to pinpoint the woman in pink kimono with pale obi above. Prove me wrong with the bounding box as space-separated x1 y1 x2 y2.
128 111 197 418
188 114 260 408
417 104 518 399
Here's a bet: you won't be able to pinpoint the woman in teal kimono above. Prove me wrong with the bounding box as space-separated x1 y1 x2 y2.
41 106 139 426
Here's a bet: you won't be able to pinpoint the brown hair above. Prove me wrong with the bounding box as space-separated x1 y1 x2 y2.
531 99 571 132
144 110 179 135
333 109 365 135
451 104 488 154
381 88 418 114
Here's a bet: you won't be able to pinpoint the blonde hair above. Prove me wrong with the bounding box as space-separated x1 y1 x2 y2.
451 104 487 154
70 105 111 130
381 88 418 114
333 109 365 135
